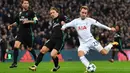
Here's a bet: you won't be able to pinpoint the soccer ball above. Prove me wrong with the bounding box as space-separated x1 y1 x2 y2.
87 63 96 72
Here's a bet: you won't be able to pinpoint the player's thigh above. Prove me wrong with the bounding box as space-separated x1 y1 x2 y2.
92 40 103 52
78 44 89 55
24 35 33 48
14 35 22 48
90 40 106 55
43 39 55 52
53 39 64 53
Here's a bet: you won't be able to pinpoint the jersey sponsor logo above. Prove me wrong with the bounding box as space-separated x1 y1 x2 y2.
78 26 87 30
20 16 28 21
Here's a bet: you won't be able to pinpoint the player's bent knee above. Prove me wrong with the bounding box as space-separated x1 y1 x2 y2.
14 44 20 48
40 49 48 54
100 50 108 55
103 52 107 55
14 41 21 48
78 51 85 57
50 54 57 58
40 46 49 54
50 52 57 58
50 49 58 58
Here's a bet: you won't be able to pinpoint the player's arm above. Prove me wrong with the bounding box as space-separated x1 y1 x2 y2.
8 22 17 30
91 18 116 31
23 11 38 24
61 19 76 31
8 13 19 30
23 16 38 24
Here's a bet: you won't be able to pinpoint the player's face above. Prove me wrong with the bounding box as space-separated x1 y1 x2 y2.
80 9 88 20
50 10 59 19
115 26 119 31
22 1 29 10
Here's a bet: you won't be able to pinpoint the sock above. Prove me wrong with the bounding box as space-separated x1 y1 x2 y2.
104 43 113 53
112 50 116 59
52 56 59 67
29 49 37 61
35 52 44 66
13 48 19 64
80 56 90 68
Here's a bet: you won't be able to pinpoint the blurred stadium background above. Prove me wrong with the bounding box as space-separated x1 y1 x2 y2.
0 0 130 73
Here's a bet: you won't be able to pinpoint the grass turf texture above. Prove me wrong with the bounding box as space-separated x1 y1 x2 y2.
0 61 129 73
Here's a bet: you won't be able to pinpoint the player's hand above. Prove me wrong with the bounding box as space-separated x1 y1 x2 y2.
8 25 12 30
111 27 116 32
61 28 65 31
23 20 29 24
61 21 65 25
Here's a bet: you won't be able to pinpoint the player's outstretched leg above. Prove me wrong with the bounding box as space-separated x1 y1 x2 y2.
104 41 118 54
29 46 49 71
29 52 44 71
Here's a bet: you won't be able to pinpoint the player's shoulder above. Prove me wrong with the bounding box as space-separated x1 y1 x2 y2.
86 17 95 21
26 10 36 16
86 17 97 23
59 15 70 22
58 15 66 21
73 17 81 21
28 10 37 17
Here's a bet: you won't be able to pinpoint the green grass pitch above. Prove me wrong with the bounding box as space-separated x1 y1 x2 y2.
0 61 130 73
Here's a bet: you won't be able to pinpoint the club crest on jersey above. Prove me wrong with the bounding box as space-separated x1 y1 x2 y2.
78 26 87 30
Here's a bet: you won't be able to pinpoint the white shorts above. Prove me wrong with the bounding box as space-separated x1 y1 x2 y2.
78 38 103 54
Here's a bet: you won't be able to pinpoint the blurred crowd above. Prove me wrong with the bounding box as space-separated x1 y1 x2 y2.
0 0 130 51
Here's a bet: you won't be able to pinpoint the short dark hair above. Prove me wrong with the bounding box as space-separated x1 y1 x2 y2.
80 6 89 11
21 0 29 4
50 7 59 13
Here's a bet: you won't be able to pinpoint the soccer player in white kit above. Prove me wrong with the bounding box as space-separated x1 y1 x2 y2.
61 6 118 72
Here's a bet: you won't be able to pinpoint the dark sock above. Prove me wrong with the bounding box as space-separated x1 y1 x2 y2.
13 48 19 64
52 56 59 67
35 52 44 66
29 49 37 61
112 50 116 59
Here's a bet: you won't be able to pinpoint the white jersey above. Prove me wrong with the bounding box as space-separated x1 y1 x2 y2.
62 17 111 44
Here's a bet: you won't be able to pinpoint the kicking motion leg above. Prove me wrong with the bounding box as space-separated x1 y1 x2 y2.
29 46 49 71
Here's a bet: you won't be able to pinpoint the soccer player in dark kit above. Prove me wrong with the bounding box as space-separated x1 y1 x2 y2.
8 0 38 68
29 7 67 72
109 25 129 62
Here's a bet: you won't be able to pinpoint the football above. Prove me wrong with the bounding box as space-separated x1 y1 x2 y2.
87 63 96 72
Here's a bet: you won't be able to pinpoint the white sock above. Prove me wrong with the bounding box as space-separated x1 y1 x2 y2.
104 43 113 53
80 56 90 68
